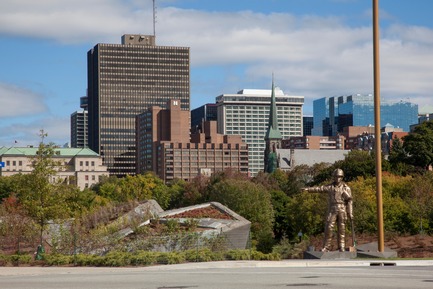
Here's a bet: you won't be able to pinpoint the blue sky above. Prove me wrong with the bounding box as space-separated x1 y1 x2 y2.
1 0 433 147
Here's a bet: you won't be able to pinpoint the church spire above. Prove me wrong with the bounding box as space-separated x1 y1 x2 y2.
264 75 282 173
265 75 282 140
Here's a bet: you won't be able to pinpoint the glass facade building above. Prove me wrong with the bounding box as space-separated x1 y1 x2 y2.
313 94 418 136
216 88 304 176
191 103 218 133
87 34 190 176
303 116 313 136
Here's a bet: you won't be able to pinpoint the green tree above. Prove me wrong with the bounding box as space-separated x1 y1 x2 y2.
94 172 171 209
0 174 25 202
336 150 376 181
387 136 415 176
17 136 70 246
167 176 209 209
287 189 327 238
407 173 433 234
270 189 291 241
403 120 433 170
207 178 275 253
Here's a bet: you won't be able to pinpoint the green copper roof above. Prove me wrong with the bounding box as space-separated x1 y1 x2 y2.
265 78 282 140
0 146 100 157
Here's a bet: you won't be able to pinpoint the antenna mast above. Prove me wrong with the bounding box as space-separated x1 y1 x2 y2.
153 0 156 37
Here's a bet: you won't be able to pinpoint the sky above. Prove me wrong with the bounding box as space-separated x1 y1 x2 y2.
1 0 433 147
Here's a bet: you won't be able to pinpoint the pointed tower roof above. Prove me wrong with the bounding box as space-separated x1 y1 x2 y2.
265 77 282 140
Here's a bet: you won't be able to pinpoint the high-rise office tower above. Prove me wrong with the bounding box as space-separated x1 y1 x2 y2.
71 96 89 148
87 34 190 176
216 87 304 177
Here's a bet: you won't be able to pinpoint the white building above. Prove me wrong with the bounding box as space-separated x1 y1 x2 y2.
0 147 108 190
216 88 304 176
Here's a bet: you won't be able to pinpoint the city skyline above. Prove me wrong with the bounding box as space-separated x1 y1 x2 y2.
1 0 433 147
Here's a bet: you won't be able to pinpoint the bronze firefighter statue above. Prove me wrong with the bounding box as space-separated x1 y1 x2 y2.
303 168 353 252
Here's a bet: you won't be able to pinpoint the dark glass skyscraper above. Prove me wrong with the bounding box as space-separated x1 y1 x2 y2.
191 103 218 133
87 34 190 176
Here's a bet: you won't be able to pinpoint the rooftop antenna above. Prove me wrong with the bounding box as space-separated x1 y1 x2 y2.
153 0 157 37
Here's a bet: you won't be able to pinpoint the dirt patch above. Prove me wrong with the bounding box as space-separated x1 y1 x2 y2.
165 206 234 220
309 234 433 258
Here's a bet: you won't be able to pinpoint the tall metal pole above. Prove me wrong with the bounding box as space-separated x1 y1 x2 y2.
373 0 384 252
153 0 156 37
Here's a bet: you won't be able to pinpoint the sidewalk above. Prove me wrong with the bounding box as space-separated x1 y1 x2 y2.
2 259 433 276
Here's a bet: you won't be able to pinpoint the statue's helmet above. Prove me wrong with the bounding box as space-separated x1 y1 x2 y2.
333 169 344 177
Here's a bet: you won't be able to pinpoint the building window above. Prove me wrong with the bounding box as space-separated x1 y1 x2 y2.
85 175 89 181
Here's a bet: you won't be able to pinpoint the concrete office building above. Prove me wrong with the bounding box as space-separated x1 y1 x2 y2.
136 100 248 182
87 34 190 176
312 94 418 136
282 135 345 150
71 96 89 148
0 147 108 190
216 88 304 176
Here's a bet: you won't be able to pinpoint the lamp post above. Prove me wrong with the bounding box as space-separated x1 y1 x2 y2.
373 0 384 252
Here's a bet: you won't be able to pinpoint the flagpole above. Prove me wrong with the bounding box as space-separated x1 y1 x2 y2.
373 0 384 252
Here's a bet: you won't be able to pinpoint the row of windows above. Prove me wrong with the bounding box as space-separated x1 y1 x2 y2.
101 51 189 57
79 161 95 167
3 160 23 166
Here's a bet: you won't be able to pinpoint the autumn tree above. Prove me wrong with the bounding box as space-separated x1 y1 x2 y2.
0 195 38 253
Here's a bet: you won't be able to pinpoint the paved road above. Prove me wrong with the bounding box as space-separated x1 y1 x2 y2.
1 260 433 289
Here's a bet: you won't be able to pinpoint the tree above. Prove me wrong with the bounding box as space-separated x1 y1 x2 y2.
206 178 275 253
93 172 171 208
407 173 433 234
386 136 415 176
0 174 25 202
17 132 70 246
403 120 433 170
0 195 38 253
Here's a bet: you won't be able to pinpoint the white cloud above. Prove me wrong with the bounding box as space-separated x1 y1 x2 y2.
0 116 70 147
0 0 153 44
0 0 432 128
0 83 48 117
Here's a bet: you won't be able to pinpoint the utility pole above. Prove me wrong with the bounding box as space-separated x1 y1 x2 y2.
153 0 157 37
373 0 384 252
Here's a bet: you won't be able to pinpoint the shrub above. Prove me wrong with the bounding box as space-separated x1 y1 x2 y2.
44 254 73 266
225 249 251 260
157 252 185 265
184 248 224 262
102 251 131 267
130 251 158 266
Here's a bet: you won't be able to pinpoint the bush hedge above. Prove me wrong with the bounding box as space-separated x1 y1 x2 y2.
0 248 281 267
